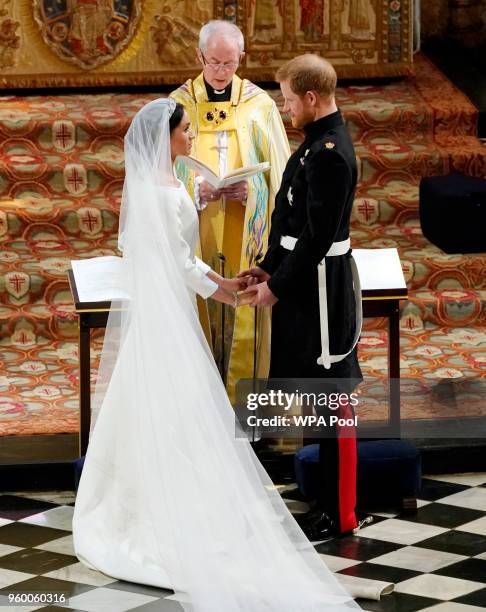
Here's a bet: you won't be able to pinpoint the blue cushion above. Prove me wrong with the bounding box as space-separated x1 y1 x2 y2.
74 456 85 490
295 440 421 505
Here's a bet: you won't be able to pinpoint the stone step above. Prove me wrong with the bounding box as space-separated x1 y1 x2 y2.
0 238 118 319
352 180 419 227
352 221 486 291
1 219 484 334
0 140 125 200
2 281 484 357
358 322 486 385
2 317 484 437
402 288 486 330
0 194 121 243
364 287 486 332
276 55 479 145
0 93 156 149
0 179 416 239
396 247 485 292
356 135 486 186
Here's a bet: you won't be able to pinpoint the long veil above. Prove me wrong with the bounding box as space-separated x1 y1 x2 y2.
72 98 360 612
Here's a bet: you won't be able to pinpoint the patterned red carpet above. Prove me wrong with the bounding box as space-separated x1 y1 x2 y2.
0 54 485 436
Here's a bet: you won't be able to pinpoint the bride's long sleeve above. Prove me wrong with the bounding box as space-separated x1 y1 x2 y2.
173 198 218 299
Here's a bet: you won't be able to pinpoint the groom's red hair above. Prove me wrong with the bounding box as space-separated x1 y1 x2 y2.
276 54 337 102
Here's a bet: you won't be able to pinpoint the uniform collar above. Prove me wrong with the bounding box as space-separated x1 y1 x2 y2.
303 109 343 140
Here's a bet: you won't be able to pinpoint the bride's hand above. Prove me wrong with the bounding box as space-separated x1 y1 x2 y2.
221 277 247 293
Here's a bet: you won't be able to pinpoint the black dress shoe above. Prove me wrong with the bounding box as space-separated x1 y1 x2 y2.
302 511 338 541
296 505 322 527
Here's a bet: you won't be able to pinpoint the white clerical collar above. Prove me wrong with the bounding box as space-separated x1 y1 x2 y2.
204 79 232 101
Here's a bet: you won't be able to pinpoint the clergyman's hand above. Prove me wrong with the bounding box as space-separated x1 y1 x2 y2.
242 282 278 307
237 266 270 287
220 180 248 203
199 180 222 203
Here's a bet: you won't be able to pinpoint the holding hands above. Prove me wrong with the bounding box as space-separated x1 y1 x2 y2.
219 276 247 294
237 266 270 286
237 267 278 307
219 276 256 307
207 271 254 308
209 267 276 308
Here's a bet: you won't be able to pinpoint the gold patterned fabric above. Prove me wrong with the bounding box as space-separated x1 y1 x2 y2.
1 0 413 89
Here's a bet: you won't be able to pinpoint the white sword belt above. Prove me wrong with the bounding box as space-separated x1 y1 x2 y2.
279 235 363 369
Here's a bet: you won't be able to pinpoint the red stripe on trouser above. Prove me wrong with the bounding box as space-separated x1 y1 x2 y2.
337 402 358 532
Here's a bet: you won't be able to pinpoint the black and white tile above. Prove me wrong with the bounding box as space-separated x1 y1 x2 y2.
1 475 486 611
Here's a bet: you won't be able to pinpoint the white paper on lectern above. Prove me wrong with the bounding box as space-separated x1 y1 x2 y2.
71 249 406 304
352 248 406 291
71 256 129 303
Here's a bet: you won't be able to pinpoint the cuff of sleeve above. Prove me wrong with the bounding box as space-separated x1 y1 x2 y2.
195 256 211 274
199 278 219 299
259 259 271 274
259 250 276 275
266 276 284 301
194 175 207 211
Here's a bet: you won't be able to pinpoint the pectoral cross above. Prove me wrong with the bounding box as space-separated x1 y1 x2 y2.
214 131 229 211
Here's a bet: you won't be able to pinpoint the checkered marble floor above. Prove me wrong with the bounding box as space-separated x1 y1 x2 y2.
1 475 486 611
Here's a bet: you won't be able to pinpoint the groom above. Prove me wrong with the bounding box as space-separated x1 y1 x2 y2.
240 54 362 540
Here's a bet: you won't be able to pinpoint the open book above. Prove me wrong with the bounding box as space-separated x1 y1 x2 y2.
71 256 128 303
352 248 406 293
181 156 270 189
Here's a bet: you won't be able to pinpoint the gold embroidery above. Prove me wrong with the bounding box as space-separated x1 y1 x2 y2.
197 102 236 132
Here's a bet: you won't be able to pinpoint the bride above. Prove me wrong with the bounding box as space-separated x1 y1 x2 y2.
72 97 360 612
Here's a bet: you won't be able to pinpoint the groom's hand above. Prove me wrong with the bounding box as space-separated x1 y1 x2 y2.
237 266 270 287
242 281 278 307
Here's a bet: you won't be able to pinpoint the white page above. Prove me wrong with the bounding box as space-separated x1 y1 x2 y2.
71 256 130 303
352 248 406 292
180 156 219 186
181 156 270 189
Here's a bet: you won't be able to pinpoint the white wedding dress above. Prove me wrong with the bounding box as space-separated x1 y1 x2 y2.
72 98 360 612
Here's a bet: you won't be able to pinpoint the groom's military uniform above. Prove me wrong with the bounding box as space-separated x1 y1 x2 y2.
259 109 361 534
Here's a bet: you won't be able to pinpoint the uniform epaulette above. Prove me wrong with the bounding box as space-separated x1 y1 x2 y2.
315 132 338 151
307 135 337 155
